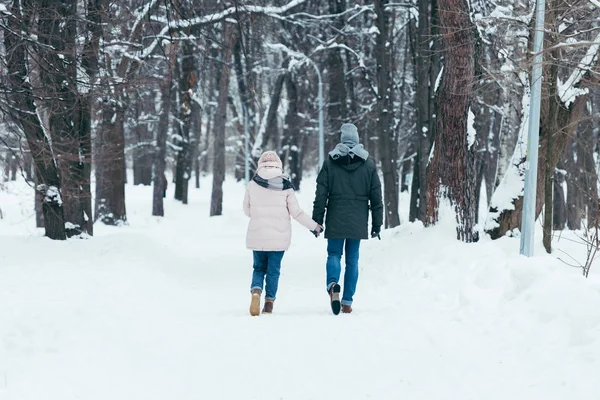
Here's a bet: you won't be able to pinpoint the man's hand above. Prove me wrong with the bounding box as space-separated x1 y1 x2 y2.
371 227 381 240
311 224 324 238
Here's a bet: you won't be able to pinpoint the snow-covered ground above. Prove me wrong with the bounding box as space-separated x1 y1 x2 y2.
1 176 599 400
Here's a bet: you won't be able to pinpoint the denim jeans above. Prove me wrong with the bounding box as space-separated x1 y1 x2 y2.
326 239 360 306
251 251 285 301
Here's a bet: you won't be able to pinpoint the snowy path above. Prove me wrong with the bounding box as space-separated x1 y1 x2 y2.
1 179 600 399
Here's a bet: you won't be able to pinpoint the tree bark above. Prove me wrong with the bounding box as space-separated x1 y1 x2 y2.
38 0 86 238
543 45 559 253
4 0 65 239
152 43 179 217
374 0 400 228
281 73 302 190
95 102 127 225
132 95 153 186
488 94 588 238
210 23 235 217
425 0 478 242
325 0 348 150
174 41 197 204
553 162 566 230
415 0 432 223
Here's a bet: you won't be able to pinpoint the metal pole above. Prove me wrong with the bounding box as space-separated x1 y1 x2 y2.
520 0 546 256
244 105 250 184
310 62 324 169
317 71 324 170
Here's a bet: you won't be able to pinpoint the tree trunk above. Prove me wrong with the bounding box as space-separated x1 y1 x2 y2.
281 73 302 190
255 71 286 157
210 23 235 217
374 0 400 228
543 44 559 253
132 98 153 186
2 153 9 182
174 41 197 204
39 0 87 238
4 0 66 239
232 34 255 182
10 155 18 181
487 93 589 238
415 0 432 222
23 150 33 182
95 103 127 225
566 137 584 230
553 161 566 230
152 44 179 217
325 0 348 150
425 0 478 242
581 113 599 228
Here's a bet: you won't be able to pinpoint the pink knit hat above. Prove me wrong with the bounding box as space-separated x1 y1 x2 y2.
257 151 283 169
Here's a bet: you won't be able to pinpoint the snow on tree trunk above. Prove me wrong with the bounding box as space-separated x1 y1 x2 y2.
174 41 196 204
39 0 90 238
3 1 66 239
425 0 478 242
486 92 589 239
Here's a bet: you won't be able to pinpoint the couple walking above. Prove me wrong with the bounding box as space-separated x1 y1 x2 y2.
243 123 384 316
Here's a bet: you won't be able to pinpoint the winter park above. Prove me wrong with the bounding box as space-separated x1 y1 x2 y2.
1 0 600 399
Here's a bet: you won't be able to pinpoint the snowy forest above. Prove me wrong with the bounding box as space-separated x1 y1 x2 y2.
2 1 600 398
0 0 599 246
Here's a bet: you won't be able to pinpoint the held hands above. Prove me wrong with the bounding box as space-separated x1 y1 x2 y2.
311 224 324 238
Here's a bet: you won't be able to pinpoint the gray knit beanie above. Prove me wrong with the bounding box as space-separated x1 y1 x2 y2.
340 123 359 147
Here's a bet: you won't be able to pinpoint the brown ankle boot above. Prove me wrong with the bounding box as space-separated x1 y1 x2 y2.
262 300 274 314
250 289 261 316
342 305 353 314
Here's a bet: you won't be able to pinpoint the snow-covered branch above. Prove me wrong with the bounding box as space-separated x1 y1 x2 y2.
558 32 600 106
128 0 307 61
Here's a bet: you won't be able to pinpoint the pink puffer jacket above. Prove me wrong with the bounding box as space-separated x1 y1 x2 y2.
243 169 318 251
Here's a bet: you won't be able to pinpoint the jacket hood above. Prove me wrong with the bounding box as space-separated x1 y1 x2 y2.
330 154 366 172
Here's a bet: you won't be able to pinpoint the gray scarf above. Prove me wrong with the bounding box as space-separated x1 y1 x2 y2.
329 143 369 161
253 174 295 191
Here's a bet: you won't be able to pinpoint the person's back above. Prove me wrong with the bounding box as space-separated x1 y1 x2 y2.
315 154 380 240
244 151 321 316
312 123 383 315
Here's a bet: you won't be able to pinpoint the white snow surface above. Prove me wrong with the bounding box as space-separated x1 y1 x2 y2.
1 177 600 400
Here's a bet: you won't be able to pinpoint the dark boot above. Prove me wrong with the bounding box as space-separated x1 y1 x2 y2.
342 305 353 314
262 300 274 314
329 283 341 315
250 289 261 316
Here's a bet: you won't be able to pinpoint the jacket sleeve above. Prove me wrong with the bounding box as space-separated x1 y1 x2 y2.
370 166 384 231
287 191 318 230
312 161 329 225
243 186 251 217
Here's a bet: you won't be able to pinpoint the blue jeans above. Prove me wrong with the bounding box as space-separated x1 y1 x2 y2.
251 251 285 301
326 239 360 306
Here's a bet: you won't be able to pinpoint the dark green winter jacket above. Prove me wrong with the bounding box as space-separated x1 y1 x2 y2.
312 155 383 239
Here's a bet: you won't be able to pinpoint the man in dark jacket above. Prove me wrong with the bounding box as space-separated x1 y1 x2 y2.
312 123 383 315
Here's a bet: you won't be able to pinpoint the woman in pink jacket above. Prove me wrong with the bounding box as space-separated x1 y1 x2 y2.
244 151 322 316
